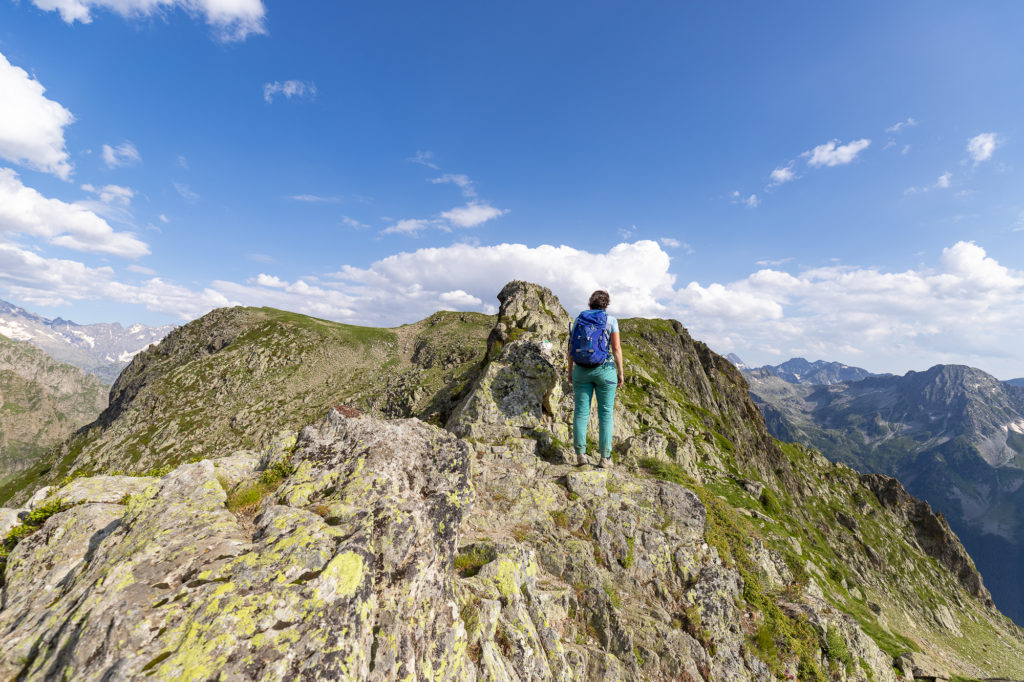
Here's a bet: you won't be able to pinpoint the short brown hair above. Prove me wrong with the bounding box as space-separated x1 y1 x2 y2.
588 290 610 310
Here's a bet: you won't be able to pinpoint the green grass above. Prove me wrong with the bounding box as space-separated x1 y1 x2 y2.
454 544 493 577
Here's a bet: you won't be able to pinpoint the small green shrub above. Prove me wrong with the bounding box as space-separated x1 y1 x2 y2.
622 536 636 568
602 581 622 610
824 625 853 672
1 498 70 582
759 489 782 516
549 510 569 529
454 545 493 577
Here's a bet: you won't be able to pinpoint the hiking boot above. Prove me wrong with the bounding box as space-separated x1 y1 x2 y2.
598 456 613 469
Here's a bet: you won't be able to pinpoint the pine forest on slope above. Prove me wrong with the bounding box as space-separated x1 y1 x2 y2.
0 283 1022 680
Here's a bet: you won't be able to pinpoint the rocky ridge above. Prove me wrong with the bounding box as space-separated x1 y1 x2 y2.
1 282 1022 680
0 334 108 488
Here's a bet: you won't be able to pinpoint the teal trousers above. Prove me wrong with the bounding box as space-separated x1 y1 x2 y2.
572 361 617 457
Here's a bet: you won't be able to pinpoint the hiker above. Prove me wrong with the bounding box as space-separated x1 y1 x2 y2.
567 289 625 468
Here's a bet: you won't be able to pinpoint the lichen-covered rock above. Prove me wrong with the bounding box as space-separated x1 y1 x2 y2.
0 409 473 680
0 508 19 536
35 474 158 508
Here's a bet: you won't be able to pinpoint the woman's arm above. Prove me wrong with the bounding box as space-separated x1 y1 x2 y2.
611 332 624 387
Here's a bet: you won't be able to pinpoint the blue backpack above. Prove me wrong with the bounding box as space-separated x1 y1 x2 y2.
569 310 610 367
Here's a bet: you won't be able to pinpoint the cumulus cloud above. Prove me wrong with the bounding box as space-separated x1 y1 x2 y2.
769 165 796 185
0 168 148 257
263 80 316 103
0 242 225 317
0 52 74 178
803 138 871 167
967 133 998 164
102 142 141 168
28 0 266 40
935 171 952 189
4 238 1024 376
440 202 508 228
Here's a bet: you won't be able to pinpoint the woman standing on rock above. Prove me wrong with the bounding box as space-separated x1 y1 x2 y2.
567 290 625 468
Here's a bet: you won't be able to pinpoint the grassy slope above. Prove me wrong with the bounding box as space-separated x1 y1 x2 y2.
615 318 1024 677
0 307 492 504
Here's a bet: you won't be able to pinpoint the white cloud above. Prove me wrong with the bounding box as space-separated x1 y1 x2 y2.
659 237 680 248
755 257 794 267
291 194 339 203
83 183 134 205
341 216 369 229
901 144 911 156
731 191 760 208
177 155 189 169
102 142 140 168
886 117 917 133
431 173 476 198
905 171 954 195
5 238 1024 377
0 242 226 317
173 181 198 201
247 253 273 263
0 52 74 179
127 264 156 275
438 289 483 308
769 165 796 185
331 240 677 323
382 218 434 235
263 80 316 103
967 133 998 164
440 202 508 228
0 168 148 257
804 138 871 167
409 150 439 170
159 214 169 223
28 0 266 41
1014 211 1024 232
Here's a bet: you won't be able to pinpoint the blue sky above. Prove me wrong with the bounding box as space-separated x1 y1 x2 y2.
1 1 1023 377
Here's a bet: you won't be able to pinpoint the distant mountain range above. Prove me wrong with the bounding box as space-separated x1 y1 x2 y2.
0 299 175 384
731 355 889 385
740 358 1024 626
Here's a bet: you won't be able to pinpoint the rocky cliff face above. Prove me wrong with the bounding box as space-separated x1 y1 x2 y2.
746 363 1024 626
0 335 108 491
1 283 1022 681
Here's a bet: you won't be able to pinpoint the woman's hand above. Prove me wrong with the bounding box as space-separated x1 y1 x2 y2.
617 373 625 388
